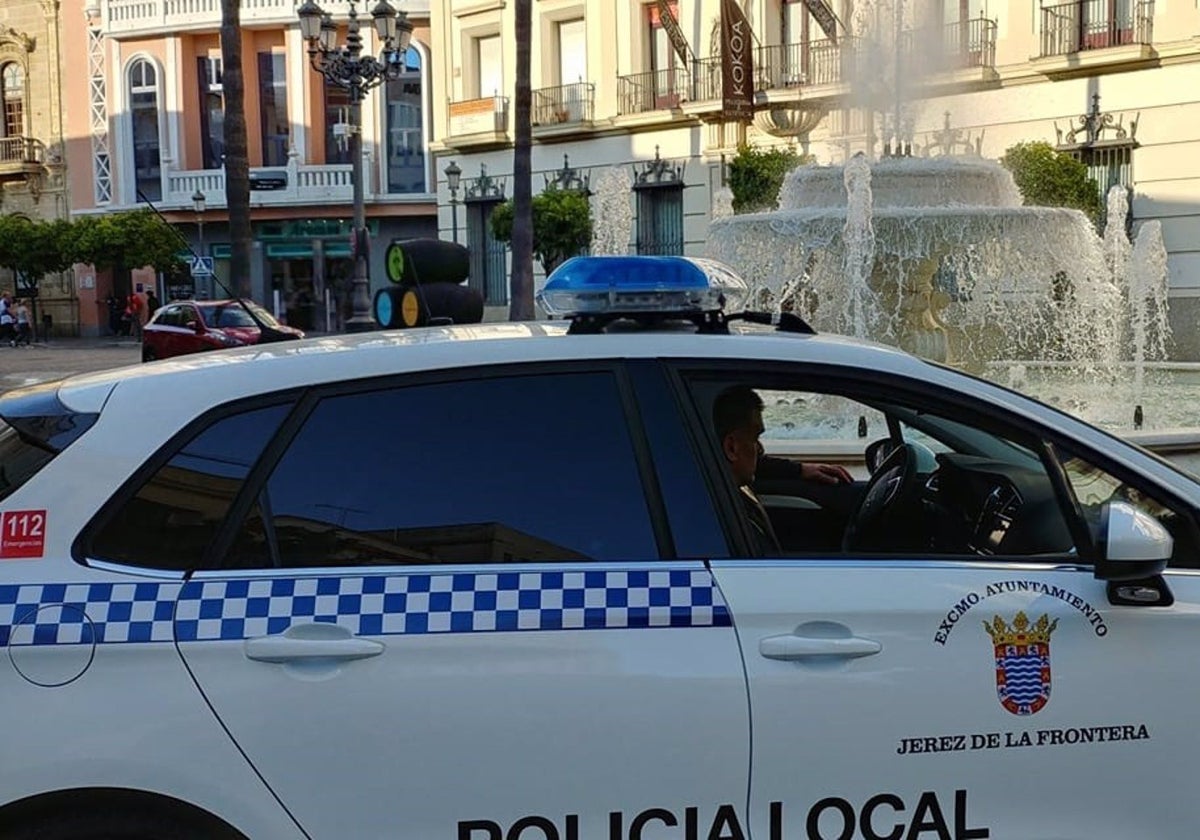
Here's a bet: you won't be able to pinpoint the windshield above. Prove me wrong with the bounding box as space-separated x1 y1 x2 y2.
200 303 281 329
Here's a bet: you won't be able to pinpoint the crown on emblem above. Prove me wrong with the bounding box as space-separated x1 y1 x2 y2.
983 611 1059 645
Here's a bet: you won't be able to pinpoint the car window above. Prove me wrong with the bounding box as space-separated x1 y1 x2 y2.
202 305 259 328
690 376 1077 558
86 402 293 571
224 371 659 568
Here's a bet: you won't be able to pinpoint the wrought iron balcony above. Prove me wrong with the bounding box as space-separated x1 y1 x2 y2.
937 17 997 69
756 36 852 90
0 136 45 179
1040 0 1153 56
617 68 691 115
533 82 595 126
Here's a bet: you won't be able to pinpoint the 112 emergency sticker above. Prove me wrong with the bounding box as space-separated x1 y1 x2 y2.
0 510 46 559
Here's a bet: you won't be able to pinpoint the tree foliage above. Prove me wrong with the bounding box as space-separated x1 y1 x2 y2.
0 216 74 287
1000 141 1103 224
728 144 813 214
68 210 185 273
490 187 593 274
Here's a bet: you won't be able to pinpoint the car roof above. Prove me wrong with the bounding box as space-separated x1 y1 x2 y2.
16 319 1197 500
53 321 930 411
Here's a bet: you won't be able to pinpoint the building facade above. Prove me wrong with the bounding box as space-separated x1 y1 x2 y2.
429 0 1200 356
63 0 436 336
0 0 70 328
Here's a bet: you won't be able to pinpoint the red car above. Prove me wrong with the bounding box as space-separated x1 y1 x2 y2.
142 299 305 361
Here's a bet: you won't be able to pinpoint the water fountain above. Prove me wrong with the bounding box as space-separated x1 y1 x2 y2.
708 154 1123 371
703 0 1182 431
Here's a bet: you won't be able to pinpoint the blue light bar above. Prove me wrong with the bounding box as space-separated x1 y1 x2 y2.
536 256 750 319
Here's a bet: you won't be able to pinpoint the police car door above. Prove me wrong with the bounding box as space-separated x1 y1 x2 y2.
173 366 750 840
680 366 1200 840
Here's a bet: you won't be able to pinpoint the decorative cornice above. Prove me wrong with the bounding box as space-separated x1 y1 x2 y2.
0 27 36 53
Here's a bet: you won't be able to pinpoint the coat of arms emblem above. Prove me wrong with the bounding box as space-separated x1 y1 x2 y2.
983 611 1059 715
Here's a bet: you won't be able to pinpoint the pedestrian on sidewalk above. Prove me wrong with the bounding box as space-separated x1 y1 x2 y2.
0 291 14 346
12 298 31 347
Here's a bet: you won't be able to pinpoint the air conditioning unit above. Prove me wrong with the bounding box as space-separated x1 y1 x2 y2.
249 169 288 191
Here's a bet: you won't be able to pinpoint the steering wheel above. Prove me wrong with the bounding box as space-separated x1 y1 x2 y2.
842 441 919 552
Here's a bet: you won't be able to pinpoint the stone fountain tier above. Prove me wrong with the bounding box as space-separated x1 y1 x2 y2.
778 157 1026 210
707 158 1119 371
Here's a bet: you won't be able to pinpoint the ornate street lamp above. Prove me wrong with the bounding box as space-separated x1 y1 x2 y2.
192 189 207 298
444 160 462 244
297 0 414 332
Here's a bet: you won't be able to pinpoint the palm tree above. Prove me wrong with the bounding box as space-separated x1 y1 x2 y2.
221 0 252 298
508 0 535 320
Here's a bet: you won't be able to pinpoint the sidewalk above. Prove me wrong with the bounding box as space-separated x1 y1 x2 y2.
0 336 143 394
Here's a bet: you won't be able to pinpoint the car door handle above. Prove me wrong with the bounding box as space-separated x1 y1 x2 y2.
759 633 882 661
244 622 385 664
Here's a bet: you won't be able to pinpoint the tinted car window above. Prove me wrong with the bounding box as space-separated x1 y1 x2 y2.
88 403 292 570
227 372 659 568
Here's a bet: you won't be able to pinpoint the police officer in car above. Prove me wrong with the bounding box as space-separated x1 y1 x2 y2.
713 385 852 554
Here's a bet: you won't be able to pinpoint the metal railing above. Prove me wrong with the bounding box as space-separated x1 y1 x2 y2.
755 37 855 90
532 81 595 125
1040 0 1153 56
0 136 44 166
617 68 691 115
939 17 997 69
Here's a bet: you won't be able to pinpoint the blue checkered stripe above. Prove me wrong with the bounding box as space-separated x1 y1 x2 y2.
176 569 730 642
0 581 181 647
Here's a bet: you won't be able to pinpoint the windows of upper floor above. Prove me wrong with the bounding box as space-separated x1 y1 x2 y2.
128 56 162 202
1 62 25 139
475 34 503 99
116 40 430 205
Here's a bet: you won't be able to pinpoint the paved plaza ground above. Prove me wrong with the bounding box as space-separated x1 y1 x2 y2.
0 337 142 395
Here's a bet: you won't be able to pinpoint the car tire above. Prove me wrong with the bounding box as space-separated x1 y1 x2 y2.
1 790 247 840
141 346 156 363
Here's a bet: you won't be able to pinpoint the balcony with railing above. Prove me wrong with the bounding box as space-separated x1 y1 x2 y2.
532 82 596 137
1040 0 1154 60
100 0 431 37
446 96 510 148
0 136 45 180
163 160 356 208
756 37 854 92
935 17 997 71
617 67 692 116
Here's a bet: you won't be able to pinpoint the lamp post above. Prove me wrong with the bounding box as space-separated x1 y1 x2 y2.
444 160 462 244
297 0 414 332
192 189 207 299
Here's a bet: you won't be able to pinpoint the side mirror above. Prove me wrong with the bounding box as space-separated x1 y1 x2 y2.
186 320 204 334
1094 500 1172 581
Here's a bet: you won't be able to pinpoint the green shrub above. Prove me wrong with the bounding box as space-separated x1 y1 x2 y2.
728 145 813 214
1000 141 1103 224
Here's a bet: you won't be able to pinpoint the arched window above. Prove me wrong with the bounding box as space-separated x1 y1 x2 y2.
1 62 25 139
383 46 426 194
128 58 162 202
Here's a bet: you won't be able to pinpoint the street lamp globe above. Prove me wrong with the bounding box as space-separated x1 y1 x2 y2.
319 13 338 52
371 0 397 43
296 0 324 42
394 11 414 52
444 160 462 193
191 189 206 215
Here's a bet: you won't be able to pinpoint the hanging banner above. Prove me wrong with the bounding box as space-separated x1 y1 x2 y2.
720 0 754 121
656 0 693 67
802 0 839 43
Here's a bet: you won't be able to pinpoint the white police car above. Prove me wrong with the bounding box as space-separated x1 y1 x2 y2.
0 256 1196 840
